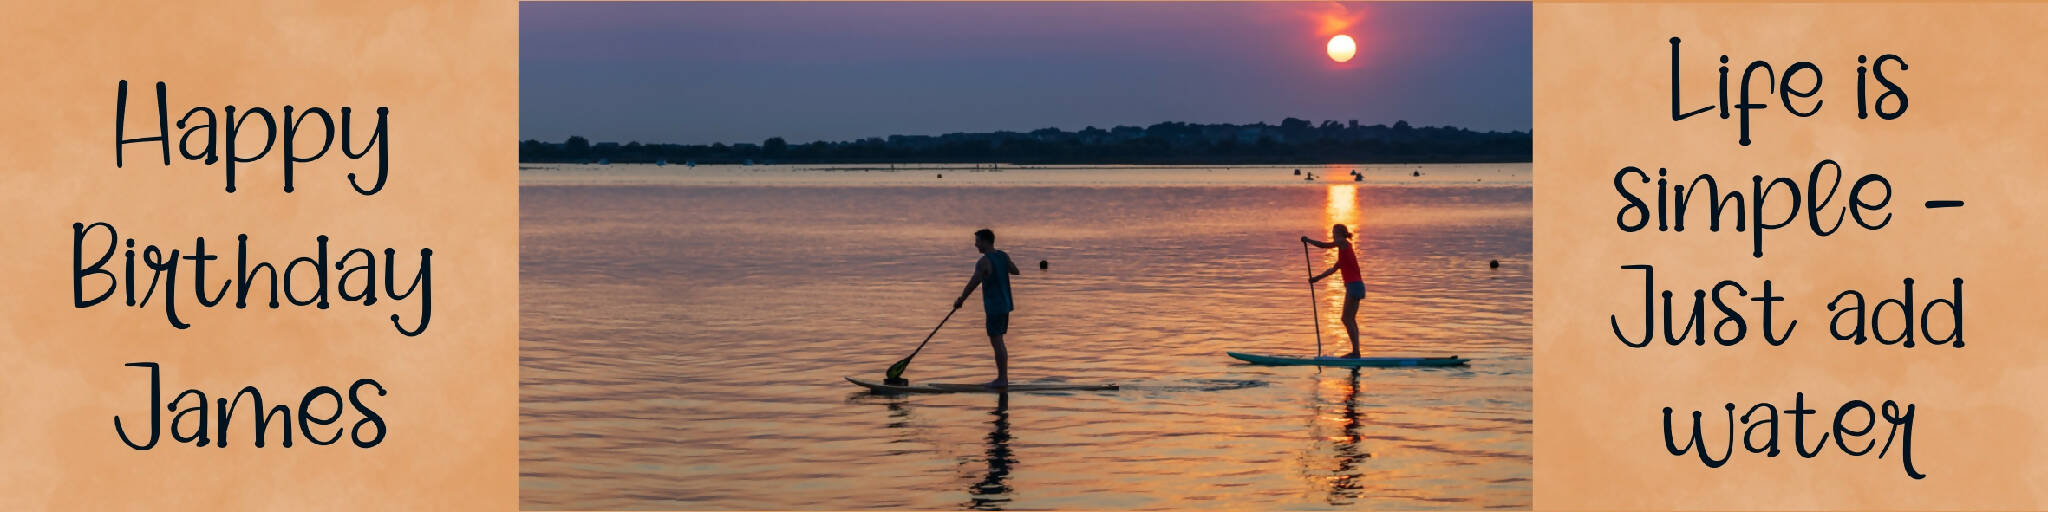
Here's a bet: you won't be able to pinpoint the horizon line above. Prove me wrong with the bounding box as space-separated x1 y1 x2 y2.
522 117 1533 147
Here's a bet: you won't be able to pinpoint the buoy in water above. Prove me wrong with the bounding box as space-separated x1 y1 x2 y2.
1412 170 1421 177
1489 259 1500 269
937 174 943 179
1294 168 1302 175
1039 260 1048 270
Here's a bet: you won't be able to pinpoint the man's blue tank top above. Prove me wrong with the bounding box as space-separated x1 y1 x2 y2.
981 251 1014 314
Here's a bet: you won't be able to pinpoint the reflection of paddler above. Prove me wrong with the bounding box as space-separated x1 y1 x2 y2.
966 392 1014 510
1325 368 1368 503
854 391 1017 509
1303 224 1366 358
954 229 1021 388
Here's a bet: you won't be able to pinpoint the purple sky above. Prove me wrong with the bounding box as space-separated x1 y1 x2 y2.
521 2 1530 145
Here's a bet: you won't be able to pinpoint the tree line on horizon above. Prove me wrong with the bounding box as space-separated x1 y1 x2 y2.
518 118 1530 165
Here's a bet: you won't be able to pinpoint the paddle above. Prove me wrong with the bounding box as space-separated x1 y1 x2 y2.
884 308 957 385
1302 240 1324 358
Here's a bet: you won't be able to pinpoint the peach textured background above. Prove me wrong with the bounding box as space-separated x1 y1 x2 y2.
1535 3 2048 509
0 0 517 509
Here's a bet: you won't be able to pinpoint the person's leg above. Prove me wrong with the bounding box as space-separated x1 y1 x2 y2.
986 313 1009 387
990 333 1009 385
1341 296 1361 358
1340 282 1363 358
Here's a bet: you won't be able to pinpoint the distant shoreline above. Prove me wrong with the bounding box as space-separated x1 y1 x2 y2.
517 162 1535 188
520 119 1531 166
518 156 1535 166
518 162 1529 171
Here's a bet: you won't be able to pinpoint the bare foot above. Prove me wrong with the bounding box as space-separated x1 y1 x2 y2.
983 379 1008 389
1340 352 1361 359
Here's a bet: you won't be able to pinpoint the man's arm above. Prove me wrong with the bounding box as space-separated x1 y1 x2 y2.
1309 266 1338 283
1005 254 1021 275
954 259 989 309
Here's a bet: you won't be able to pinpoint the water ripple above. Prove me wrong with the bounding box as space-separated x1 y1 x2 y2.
523 173 1530 509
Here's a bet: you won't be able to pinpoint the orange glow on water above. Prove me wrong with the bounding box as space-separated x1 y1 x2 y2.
522 171 1535 508
1325 184 1360 228
1320 184 1363 329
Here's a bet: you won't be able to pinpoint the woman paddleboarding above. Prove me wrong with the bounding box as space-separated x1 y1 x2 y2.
1303 224 1365 359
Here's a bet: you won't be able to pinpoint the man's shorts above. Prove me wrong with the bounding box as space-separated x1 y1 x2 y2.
986 312 1009 337
1344 281 1366 301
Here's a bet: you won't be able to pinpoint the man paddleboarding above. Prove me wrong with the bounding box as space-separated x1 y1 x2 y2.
1303 224 1365 358
954 228 1020 388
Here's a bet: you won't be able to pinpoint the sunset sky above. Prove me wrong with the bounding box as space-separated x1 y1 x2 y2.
521 2 1531 145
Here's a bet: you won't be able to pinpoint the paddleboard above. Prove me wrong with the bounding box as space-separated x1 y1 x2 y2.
1226 351 1468 367
845 376 1118 393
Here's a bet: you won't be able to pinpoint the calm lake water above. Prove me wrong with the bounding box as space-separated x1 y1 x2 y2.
521 164 1532 510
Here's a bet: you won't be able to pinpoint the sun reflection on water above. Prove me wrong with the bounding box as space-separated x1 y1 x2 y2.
1314 184 1364 342
1325 184 1360 228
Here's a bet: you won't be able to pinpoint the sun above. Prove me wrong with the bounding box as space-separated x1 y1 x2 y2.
1326 34 1356 63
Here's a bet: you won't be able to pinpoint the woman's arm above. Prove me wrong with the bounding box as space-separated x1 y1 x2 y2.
1309 266 1338 283
1300 236 1335 249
